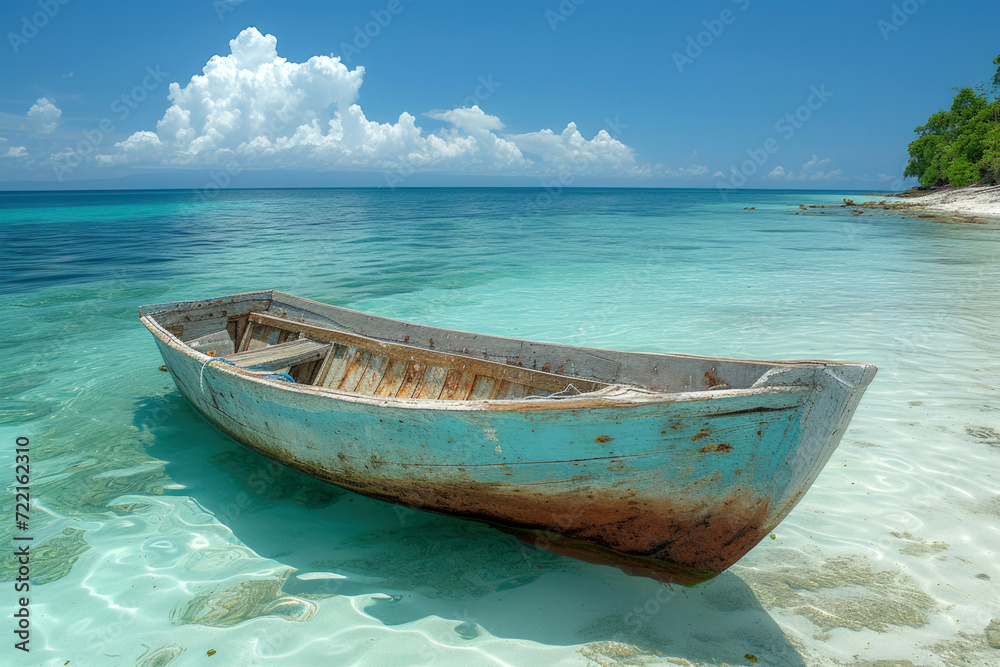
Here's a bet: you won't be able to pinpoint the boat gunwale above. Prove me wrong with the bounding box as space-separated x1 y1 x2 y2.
141 310 815 413
139 289 877 370
269 290 878 370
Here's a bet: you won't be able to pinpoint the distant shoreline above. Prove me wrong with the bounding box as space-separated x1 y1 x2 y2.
861 184 1000 223
795 185 1000 223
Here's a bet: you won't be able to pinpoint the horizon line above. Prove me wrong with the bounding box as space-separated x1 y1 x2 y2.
0 185 895 195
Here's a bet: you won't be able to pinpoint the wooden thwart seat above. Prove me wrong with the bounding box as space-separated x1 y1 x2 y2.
225 338 331 371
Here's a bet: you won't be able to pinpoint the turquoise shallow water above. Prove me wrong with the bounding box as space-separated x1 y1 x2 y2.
1 188 998 666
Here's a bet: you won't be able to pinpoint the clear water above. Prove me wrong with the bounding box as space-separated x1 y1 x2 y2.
1 188 998 666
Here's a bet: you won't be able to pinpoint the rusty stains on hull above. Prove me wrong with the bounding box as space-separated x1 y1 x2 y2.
704 370 731 390
203 407 770 585
331 467 768 584
697 443 733 454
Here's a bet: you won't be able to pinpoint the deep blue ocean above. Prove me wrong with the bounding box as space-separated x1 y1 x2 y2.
1 188 998 666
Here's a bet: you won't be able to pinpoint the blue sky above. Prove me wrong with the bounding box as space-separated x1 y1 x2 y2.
0 0 997 190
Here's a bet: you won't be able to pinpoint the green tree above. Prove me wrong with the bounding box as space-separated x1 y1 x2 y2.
904 133 948 187
947 156 981 187
981 106 1000 182
904 64 1000 187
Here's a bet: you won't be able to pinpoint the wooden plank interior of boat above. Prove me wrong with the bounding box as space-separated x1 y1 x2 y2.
222 311 611 400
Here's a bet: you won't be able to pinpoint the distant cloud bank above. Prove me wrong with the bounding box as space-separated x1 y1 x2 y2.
0 26 865 187
97 27 643 181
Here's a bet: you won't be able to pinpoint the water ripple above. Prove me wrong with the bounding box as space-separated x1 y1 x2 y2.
1 188 998 665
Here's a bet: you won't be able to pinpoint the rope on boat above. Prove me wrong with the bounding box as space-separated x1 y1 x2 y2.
266 372 297 383
198 357 296 393
522 383 584 400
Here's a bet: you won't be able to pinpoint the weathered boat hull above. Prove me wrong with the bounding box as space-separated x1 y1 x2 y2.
141 291 876 584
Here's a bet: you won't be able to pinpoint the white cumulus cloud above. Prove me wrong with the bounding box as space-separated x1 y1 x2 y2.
27 97 62 134
767 164 845 181
507 123 634 171
100 27 638 178
660 164 708 177
0 137 27 157
427 106 504 133
802 154 830 169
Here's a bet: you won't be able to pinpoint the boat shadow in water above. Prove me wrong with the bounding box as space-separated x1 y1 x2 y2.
138 393 808 666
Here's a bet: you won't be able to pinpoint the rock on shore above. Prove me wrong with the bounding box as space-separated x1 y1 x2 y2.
799 184 1000 223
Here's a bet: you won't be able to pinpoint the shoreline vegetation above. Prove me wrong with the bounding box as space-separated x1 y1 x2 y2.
903 54 1000 188
798 52 1000 223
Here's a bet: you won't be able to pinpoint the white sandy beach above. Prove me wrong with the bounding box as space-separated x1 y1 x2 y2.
903 184 1000 219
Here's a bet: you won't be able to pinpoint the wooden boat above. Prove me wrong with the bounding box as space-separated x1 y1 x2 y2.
140 290 876 585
